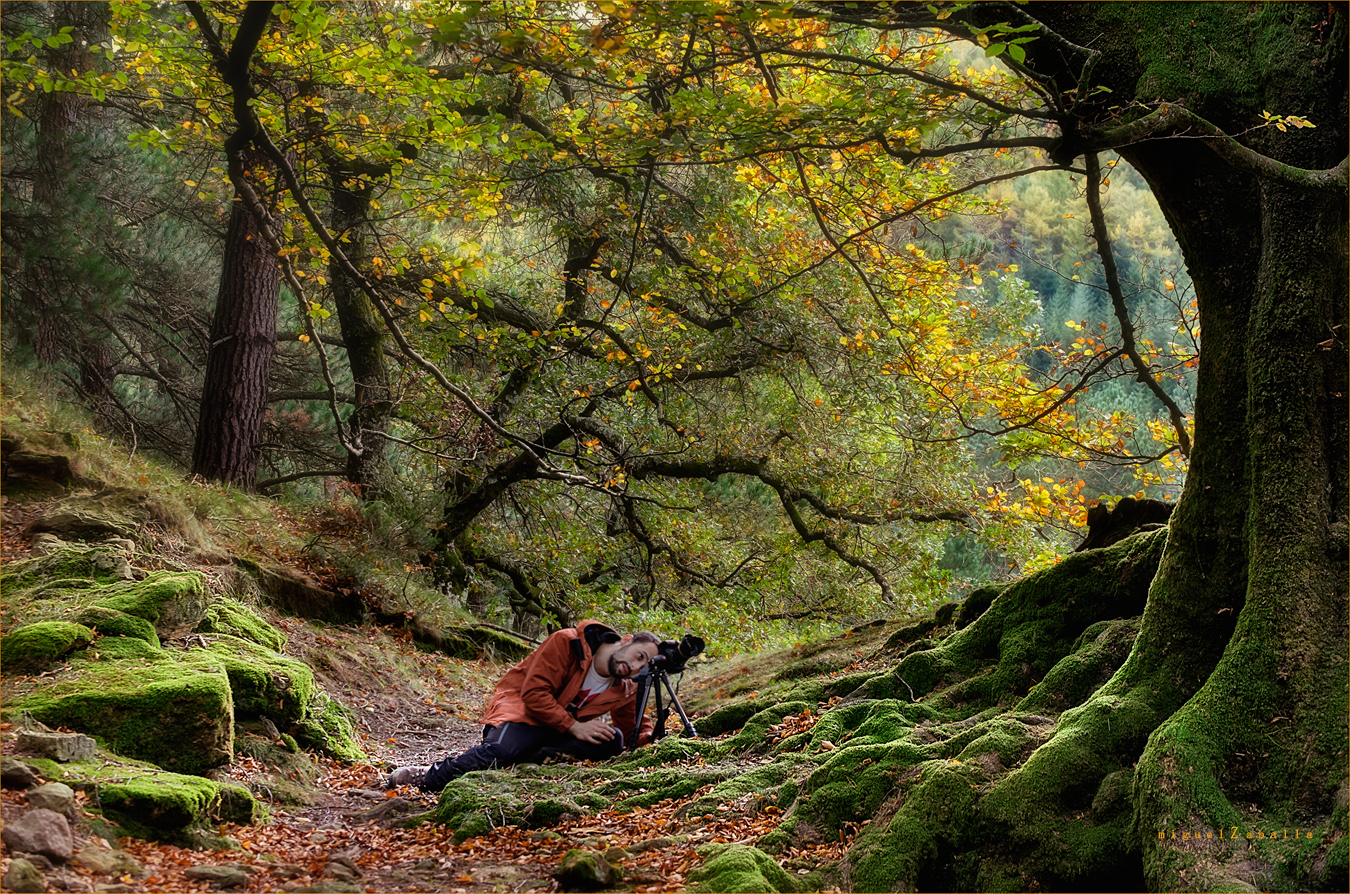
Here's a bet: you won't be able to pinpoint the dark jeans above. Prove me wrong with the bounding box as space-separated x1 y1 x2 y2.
421 721 626 792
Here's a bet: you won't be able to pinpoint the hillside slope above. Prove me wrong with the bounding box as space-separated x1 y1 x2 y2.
2 379 1342 893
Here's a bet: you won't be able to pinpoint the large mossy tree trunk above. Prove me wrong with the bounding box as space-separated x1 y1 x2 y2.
974 4 1348 890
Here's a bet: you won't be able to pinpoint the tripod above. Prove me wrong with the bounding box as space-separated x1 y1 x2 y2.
628 665 698 749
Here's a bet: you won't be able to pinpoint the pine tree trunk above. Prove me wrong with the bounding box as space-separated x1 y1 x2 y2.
190 150 280 489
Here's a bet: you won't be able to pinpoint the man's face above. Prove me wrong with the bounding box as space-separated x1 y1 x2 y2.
607 640 656 679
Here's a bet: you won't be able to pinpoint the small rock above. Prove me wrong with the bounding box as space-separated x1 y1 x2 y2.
555 848 617 891
2 756 44 789
2 809 73 862
74 847 142 878
412 858 438 871
603 845 629 864
93 886 138 894
16 731 97 763
306 831 328 844
182 865 249 889
322 864 358 882
284 883 363 893
327 852 362 877
2 858 46 893
28 782 77 819
269 864 306 879
48 877 93 893
627 836 678 854
14 853 55 871
75 848 118 874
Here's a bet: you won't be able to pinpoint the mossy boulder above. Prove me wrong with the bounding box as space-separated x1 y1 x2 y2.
0 431 78 498
73 606 159 644
555 848 618 890
292 691 365 761
25 486 182 546
7 654 235 774
195 597 287 651
688 844 798 893
180 634 314 723
433 766 610 841
0 545 133 616
1 621 95 671
94 571 210 639
32 754 260 844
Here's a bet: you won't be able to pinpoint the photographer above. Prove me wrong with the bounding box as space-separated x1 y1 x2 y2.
387 620 660 793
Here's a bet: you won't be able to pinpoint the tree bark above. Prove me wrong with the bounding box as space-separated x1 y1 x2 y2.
976 4 1348 889
190 150 281 488
328 166 393 492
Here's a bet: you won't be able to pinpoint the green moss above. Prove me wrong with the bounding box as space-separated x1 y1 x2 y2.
433 768 559 841
0 546 129 607
195 597 286 651
180 634 314 723
86 636 162 661
9 655 235 774
689 844 798 893
292 691 364 761
864 529 1166 706
23 751 258 844
74 606 159 644
1016 617 1141 714
95 571 209 637
1 621 95 670
845 760 982 892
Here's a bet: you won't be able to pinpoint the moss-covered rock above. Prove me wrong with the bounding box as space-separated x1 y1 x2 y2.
94 571 210 639
179 634 314 724
8 655 235 774
0 545 131 618
555 848 618 890
195 597 287 651
292 690 364 761
34 754 260 844
1 621 95 670
25 486 182 546
73 606 159 644
433 766 603 841
688 844 798 893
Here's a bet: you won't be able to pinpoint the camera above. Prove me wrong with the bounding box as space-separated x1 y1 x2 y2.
650 633 705 674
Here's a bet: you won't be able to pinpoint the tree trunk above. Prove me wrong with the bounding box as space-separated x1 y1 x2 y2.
975 4 1349 889
190 150 281 489
328 168 393 493
21 1 109 366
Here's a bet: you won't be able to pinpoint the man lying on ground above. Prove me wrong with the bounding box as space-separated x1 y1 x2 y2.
388 619 659 792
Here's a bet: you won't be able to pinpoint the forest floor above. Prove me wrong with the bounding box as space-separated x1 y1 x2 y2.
1 497 855 894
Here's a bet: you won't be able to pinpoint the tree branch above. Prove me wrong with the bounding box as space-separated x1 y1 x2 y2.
1084 151 1191 457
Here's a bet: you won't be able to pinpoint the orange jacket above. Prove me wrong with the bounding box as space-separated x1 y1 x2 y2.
479 620 654 747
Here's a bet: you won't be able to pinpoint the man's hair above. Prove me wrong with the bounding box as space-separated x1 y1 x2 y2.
630 631 660 647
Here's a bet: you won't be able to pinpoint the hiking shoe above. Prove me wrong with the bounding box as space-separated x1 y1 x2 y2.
387 765 429 789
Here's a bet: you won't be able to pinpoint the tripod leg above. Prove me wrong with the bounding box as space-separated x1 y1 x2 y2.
629 672 654 751
659 672 699 738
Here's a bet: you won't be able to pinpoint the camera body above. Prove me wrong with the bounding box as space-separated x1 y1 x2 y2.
649 633 705 674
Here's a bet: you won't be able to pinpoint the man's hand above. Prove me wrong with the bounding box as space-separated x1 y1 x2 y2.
569 718 617 744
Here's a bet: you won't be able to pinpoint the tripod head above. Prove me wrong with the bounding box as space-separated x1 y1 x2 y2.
649 633 705 674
